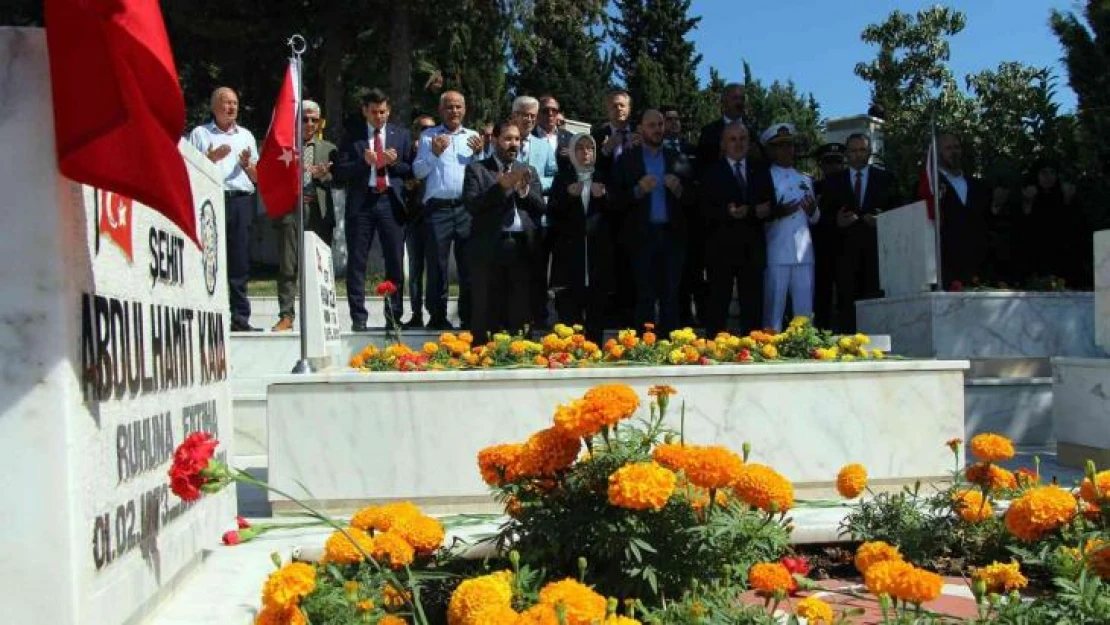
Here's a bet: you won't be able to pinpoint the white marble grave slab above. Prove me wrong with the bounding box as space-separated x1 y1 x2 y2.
877 201 937 297
266 362 966 510
1053 358 1110 467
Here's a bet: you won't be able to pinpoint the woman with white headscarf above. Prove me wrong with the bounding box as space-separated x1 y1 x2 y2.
548 133 613 343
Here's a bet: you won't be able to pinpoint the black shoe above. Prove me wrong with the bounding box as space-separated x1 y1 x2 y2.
231 320 262 332
426 317 455 331
351 322 368 332
402 316 425 329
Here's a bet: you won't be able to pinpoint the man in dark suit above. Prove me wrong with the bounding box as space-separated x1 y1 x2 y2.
811 142 846 331
663 104 704 327
613 109 690 333
700 122 773 336
535 95 574 175
334 89 412 331
463 120 545 343
592 89 639 326
271 100 338 331
820 133 900 333
928 132 989 287
696 83 760 178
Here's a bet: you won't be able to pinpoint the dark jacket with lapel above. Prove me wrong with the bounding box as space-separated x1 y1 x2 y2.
699 157 773 268
819 166 900 240
548 170 615 291
934 171 989 284
462 158 545 266
591 123 635 185
335 122 412 214
612 145 690 246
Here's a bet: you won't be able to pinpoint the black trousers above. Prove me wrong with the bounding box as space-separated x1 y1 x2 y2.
224 192 255 326
529 225 553 326
812 229 837 331
423 203 471 325
471 234 531 343
631 225 685 334
706 260 763 336
346 191 405 326
834 233 880 333
405 213 426 319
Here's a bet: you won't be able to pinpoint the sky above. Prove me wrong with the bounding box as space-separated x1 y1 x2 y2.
688 0 1079 120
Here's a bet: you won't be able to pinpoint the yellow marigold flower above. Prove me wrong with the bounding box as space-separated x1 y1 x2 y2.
1004 485 1078 542
261 562 316 610
537 578 607 625
863 558 914 597
795 596 834 623
422 342 439 355
457 331 473 343
440 332 458 343
731 463 794 512
871 349 885 359
965 462 1018 492
652 443 689 472
969 433 1015 463
371 529 416 569
492 332 511 342
1080 470 1110 504
323 527 375 564
747 562 795 596
509 340 527 355
518 603 560 624
478 443 524 486
515 427 581 478
894 567 944 604
789 315 809 328
463 604 520 624
680 445 745 490
534 355 548 366
378 616 407 625
604 617 642 625
392 514 444 555
838 337 854 350
608 461 678 510
447 571 514 625
382 583 411 609
953 489 993 523
740 336 757 349
760 344 778 359
580 384 640 428
854 333 870 345
668 348 684 364
553 398 602 439
352 501 422 533
836 463 868 499
854 541 903 574
972 560 1028 594
254 605 307 625
554 323 574 338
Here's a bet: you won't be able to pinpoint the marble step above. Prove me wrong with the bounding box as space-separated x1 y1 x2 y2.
964 376 1054 446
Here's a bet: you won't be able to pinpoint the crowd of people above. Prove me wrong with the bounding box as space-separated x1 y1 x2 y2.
188 83 1094 339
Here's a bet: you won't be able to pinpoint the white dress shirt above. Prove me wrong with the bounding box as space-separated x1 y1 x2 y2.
365 123 387 189
941 168 968 205
188 121 258 192
767 165 820 265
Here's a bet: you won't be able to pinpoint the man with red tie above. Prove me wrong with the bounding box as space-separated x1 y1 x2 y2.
335 89 412 331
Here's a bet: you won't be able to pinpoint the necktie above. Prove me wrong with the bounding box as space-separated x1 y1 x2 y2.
373 128 387 193
854 170 863 207
502 162 517 228
733 160 747 202
303 142 314 188
614 129 626 159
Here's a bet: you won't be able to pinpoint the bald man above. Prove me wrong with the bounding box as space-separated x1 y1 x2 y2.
612 109 692 333
188 86 260 331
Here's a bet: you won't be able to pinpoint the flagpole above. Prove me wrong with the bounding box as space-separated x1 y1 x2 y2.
929 116 943 290
289 34 312 374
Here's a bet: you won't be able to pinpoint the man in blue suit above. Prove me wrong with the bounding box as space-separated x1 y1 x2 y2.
335 89 412 331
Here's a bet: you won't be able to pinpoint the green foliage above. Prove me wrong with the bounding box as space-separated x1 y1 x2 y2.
610 0 703 118
742 62 825 160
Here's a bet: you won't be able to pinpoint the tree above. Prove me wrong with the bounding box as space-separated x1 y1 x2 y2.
1052 1 1110 180
610 0 702 118
509 0 610 123
742 62 824 162
854 7 976 195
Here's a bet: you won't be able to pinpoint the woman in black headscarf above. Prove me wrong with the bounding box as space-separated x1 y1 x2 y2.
548 134 614 343
1017 159 1091 288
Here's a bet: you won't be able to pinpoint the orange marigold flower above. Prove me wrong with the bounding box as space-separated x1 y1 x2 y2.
261 562 316 611
1014 467 1040 488
855 541 903 574
370 529 416 569
972 560 1028 593
323 527 375 564
1084 539 1110 579
747 562 795 596
553 398 602 439
447 571 514 625
966 462 1018 492
392 514 444 555
731 463 794 513
350 353 366 368
378 616 407 625
608 461 677 510
1004 485 1078 542
969 433 1015 463
652 443 690 472
537 578 607 625
349 501 422 533
680 445 745 490
647 384 677 398
382 583 412 609
863 559 914 598
580 384 640 428
836 463 868 499
515 427 581 478
466 604 520 624
946 438 962 453
1080 470 1110 504
643 331 657 345
794 596 834 623
518 603 560 625
478 443 524 486
953 489 993 523
893 567 944 604
603 616 643 625
254 604 308 625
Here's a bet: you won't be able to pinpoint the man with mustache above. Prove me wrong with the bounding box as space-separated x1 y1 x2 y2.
462 121 545 343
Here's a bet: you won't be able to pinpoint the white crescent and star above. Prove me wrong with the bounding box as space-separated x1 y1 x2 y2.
278 148 295 167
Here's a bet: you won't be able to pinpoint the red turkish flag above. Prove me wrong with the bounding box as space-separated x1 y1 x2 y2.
98 189 134 259
44 0 197 244
917 137 937 221
257 62 301 219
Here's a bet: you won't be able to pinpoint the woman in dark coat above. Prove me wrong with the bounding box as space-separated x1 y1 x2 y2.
1018 160 1091 288
548 134 614 343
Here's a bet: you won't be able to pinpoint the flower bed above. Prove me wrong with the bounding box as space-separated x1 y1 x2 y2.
349 317 884 372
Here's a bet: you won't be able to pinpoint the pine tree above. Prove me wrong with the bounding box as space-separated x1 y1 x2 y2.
610 0 702 119
1052 1 1110 180
510 0 610 124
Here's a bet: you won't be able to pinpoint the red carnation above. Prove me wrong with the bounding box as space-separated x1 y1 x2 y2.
737 348 752 363
949 279 963 292
236 515 251 529
168 431 224 501
375 280 397 296
781 555 811 577
222 530 241 546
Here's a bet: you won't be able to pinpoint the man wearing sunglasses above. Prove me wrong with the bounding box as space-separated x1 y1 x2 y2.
534 95 574 176
271 100 338 331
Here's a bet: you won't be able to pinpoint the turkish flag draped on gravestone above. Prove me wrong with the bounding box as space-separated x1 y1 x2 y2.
257 61 301 219
44 0 197 244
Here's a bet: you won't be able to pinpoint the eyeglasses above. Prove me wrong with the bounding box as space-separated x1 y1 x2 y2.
302 116 320 123
541 107 560 114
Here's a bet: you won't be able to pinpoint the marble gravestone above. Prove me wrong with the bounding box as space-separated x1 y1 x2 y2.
876 200 937 297
0 29 234 625
301 231 342 368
